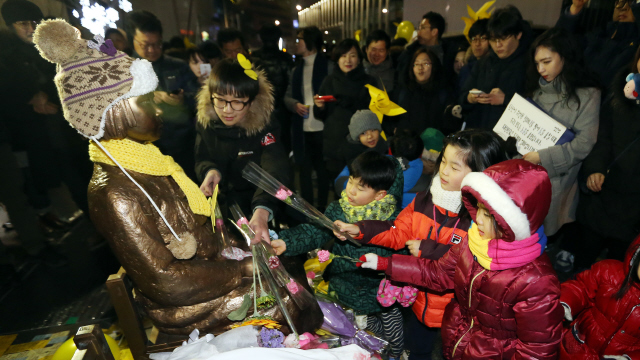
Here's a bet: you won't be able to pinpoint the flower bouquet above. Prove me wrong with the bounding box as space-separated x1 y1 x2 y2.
242 161 361 247
317 299 388 354
229 203 315 338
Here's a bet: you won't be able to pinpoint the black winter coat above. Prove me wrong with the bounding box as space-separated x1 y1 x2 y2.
556 4 640 90
313 66 375 162
195 69 290 218
459 42 528 130
577 72 640 241
385 83 450 135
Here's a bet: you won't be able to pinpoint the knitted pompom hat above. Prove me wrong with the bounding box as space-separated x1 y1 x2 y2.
33 19 158 139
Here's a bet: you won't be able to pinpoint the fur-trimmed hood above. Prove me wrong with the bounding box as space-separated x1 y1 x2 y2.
196 68 274 136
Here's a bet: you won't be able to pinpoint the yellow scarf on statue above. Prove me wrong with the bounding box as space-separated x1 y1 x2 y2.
89 139 211 217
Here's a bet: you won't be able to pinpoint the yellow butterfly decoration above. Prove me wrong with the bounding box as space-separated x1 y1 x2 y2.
365 83 406 141
237 53 258 80
462 0 495 43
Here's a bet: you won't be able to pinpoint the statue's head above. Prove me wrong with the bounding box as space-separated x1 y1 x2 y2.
33 19 158 141
103 93 163 142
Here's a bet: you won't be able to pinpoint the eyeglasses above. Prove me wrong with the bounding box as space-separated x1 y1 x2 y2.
615 0 633 9
414 62 432 68
134 38 163 51
470 36 488 43
489 35 514 44
211 96 249 111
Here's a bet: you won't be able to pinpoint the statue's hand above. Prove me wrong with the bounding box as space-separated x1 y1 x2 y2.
240 257 253 277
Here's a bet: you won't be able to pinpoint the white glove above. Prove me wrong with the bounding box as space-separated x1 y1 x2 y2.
360 253 379 270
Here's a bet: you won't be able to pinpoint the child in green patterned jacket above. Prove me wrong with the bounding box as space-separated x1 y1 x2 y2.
271 151 406 360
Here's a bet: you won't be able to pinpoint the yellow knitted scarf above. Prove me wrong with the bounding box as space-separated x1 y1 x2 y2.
89 139 211 217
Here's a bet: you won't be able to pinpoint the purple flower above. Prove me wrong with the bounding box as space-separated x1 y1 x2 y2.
259 327 284 348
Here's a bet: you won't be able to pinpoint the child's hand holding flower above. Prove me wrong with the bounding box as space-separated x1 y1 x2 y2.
332 220 360 240
357 253 389 270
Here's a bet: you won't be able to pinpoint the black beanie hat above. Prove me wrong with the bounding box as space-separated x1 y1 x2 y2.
1 0 43 26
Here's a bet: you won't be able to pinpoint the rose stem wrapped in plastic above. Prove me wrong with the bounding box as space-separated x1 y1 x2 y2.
241 161 361 247
215 204 252 261
229 203 312 337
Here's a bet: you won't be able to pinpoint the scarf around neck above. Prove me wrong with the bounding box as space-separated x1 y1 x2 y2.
339 190 396 223
430 174 462 214
467 223 547 271
89 139 211 217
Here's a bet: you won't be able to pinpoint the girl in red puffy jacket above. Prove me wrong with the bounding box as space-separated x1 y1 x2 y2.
357 160 564 359
334 129 509 359
560 234 640 360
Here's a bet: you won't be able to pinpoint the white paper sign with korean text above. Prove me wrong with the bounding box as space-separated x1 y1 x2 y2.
493 93 569 155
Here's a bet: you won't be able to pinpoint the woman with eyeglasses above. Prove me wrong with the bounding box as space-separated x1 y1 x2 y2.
523 27 601 242
384 48 451 136
195 57 290 243
459 6 531 130
456 19 490 99
556 0 640 89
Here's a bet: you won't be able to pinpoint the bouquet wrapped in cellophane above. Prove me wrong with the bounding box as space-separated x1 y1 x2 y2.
241 161 361 247
228 204 316 338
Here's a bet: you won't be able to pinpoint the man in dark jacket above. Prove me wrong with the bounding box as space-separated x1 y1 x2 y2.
127 10 199 180
459 6 530 130
252 25 294 151
556 0 640 90
396 11 445 86
363 30 396 92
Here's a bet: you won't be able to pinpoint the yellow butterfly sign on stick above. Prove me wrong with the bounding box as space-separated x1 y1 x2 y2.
365 84 406 140
237 53 258 80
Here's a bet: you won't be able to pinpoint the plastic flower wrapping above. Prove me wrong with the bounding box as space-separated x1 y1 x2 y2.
317 299 387 353
228 203 316 337
215 205 252 261
242 161 361 247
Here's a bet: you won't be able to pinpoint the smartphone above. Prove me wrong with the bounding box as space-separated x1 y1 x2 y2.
316 95 337 102
200 63 212 78
469 90 485 95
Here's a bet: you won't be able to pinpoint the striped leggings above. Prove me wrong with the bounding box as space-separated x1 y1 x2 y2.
367 305 404 358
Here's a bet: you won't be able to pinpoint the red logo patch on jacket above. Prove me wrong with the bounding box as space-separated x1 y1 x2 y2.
261 133 276 146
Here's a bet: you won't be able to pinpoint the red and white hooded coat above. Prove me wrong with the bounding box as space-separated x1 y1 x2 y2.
384 160 564 359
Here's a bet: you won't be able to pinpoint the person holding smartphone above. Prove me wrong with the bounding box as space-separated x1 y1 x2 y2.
460 6 531 130
126 10 200 180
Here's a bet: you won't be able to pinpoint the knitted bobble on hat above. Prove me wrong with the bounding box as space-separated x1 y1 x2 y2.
33 19 85 64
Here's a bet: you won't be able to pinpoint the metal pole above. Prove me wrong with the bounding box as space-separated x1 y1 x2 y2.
377 0 382 30
384 0 389 34
359 0 364 41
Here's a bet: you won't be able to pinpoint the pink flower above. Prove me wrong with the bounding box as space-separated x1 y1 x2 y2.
317 250 331 263
215 219 224 228
306 271 316 279
237 217 249 226
268 256 280 269
275 187 293 201
286 279 299 294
